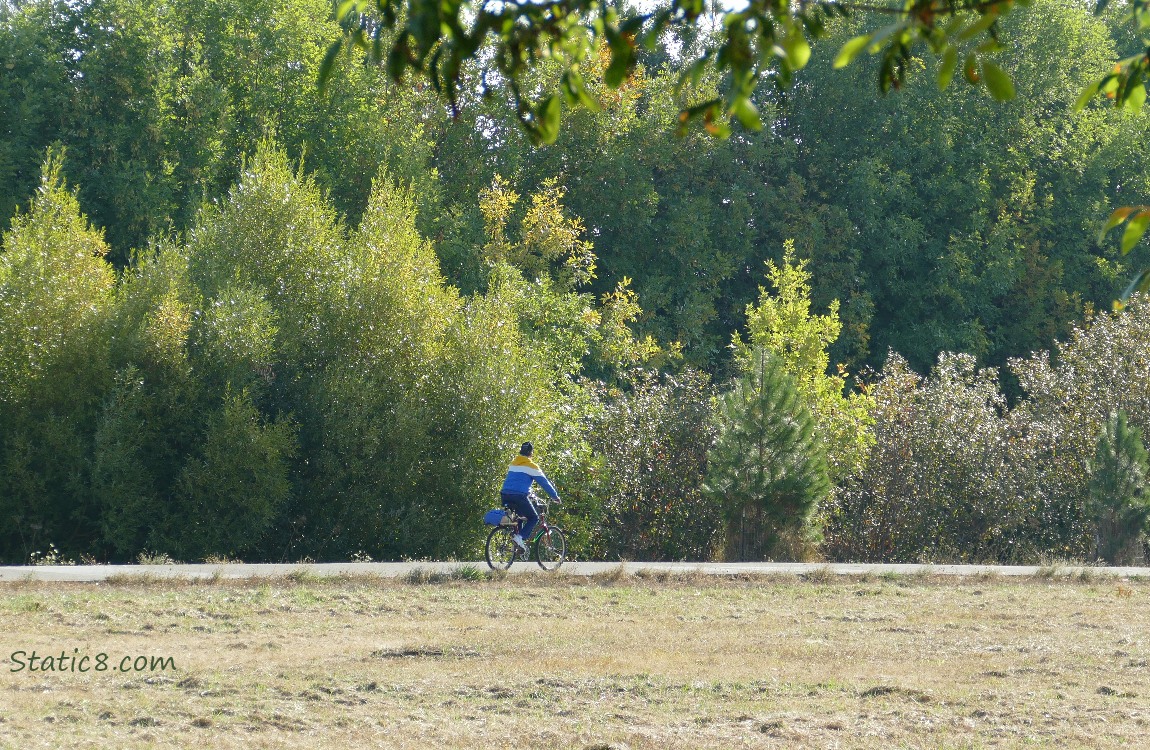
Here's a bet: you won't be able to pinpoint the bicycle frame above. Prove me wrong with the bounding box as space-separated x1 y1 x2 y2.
505 492 553 541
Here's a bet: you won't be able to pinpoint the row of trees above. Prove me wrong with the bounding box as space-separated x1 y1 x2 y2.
3 147 1148 564
3 0 1149 378
0 146 840 563
2 0 1150 563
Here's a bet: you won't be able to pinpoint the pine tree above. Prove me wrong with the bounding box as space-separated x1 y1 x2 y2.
1087 411 1150 565
706 346 831 561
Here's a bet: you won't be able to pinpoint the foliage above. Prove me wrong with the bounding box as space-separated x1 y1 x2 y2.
91 369 164 556
477 177 666 383
171 391 296 559
1087 410 1150 564
783 2 1150 378
707 347 830 561
828 299 1150 563
0 152 114 404
586 369 719 561
325 0 1036 143
4 0 1145 386
1010 296 1150 479
0 154 115 557
479 176 596 291
0 144 599 563
0 1 71 232
825 352 1075 563
734 241 874 479
5 0 1150 565
0 0 443 259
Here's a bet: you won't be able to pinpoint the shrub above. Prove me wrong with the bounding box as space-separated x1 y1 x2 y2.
824 353 1026 563
170 391 296 559
707 347 829 561
587 368 719 561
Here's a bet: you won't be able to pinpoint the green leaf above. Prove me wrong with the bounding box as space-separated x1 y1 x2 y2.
704 118 731 138
561 70 600 111
976 38 1004 54
832 33 864 68
335 0 358 19
604 34 634 88
785 31 811 70
1119 268 1150 303
535 94 561 145
981 60 1015 101
1099 206 1138 244
1124 82 1147 110
958 9 1000 42
937 45 958 90
963 53 980 85
731 97 761 130
1120 209 1150 254
866 23 904 54
1074 79 1102 112
317 40 343 93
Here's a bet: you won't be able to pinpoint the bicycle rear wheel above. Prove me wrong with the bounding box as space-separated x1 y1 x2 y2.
485 526 517 571
534 527 566 571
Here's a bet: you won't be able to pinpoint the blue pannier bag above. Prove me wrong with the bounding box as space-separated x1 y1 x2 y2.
483 508 506 526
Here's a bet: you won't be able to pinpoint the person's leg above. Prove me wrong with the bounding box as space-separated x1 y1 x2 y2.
501 493 539 540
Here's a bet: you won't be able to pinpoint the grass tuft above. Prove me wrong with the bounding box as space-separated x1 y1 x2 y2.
136 550 178 565
802 565 835 584
396 564 492 584
285 567 320 584
590 563 630 585
201 554 242 565
633 568 673 584
449 564 488 581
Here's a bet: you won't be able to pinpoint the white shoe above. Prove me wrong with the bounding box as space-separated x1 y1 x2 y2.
512 535 529 554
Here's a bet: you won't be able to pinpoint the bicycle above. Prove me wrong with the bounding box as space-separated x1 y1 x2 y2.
484 491 566 571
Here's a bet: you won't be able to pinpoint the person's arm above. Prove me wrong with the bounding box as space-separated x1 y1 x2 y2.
534 470 560 501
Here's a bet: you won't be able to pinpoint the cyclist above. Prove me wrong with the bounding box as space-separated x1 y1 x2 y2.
501 441 560 555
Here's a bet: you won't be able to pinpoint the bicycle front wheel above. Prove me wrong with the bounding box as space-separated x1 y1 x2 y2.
535 527 566 571
485 526 517 571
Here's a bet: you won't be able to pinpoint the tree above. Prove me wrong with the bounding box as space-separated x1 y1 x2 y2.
824 352 1046 563
1087 410 1150 564
325 0 1053 144
0 153 116 559
0 1 71 233
170 391 296 559
734 240 874 479
706 346 830 561
784 3 1149 377
0 0 444 260
325 0 1150 298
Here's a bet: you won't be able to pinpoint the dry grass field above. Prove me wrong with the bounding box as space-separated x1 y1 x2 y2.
1 567 1149 749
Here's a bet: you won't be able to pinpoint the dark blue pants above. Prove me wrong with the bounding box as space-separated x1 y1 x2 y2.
501 492 538 540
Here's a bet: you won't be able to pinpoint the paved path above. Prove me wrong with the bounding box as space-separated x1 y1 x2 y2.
2 561 1149 582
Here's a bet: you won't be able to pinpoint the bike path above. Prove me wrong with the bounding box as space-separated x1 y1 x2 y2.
2 561 1150 582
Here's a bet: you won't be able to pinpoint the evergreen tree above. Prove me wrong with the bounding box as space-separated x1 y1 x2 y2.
707 346 830 561
1088 410 1150 565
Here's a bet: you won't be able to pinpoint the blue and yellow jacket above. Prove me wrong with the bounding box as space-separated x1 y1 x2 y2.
501 455 559 499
